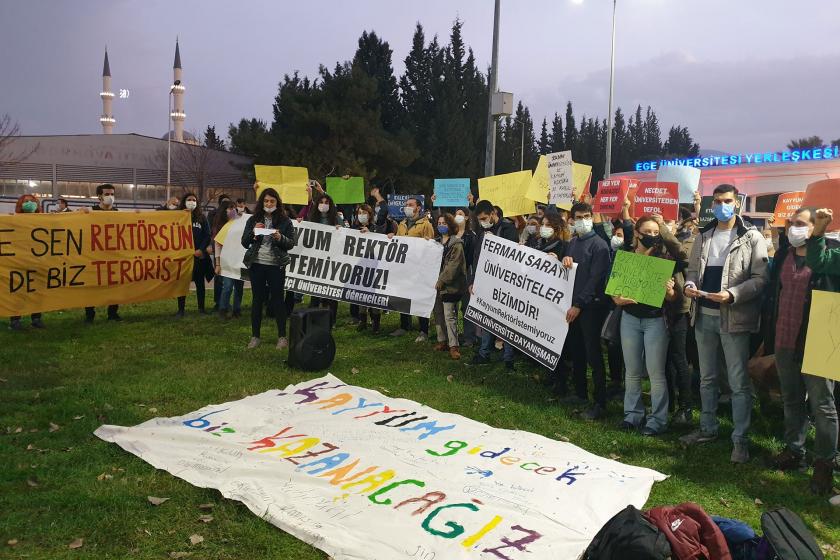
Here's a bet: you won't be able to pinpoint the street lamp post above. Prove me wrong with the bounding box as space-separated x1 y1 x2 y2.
604 0 617 179
483 0 501 177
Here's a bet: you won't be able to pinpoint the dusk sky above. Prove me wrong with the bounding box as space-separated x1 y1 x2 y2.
2 0 838 154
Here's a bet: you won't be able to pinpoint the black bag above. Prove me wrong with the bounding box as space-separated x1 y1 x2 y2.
601 307 622 343
583 505 672 560
760 508 824 560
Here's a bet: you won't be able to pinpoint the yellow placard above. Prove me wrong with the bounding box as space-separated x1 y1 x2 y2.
802 290 840 381
525 155 549 203
478 170 535 218
254 165 310 205
573 162 593 200
0 212 194 317
214 218 234 245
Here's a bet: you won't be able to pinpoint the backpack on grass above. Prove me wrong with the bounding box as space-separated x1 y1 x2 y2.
759 508 823 560
583 505 672 560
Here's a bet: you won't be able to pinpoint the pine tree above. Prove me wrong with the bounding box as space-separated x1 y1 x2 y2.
611 107 629 172
549 112 564 152
353 30 403 132
564 102 578 155
642 106 662 159
203 125 226 151
786 136 824 150
663 126 700 158
538 118 550 155
227 118 271 159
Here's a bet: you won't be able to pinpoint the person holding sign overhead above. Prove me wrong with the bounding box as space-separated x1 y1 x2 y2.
681 184 768 463
242 188 296 350
764 207 838 495
611 210 684 436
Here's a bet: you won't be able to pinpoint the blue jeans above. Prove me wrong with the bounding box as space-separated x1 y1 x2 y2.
220 277 244 312
621 312 670 432
478 328 514 362
694 312 753 444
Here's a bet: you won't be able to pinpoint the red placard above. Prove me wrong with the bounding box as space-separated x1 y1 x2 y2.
802 179 840 231
593 179 629 215
772 191 806 227
633 181 679 221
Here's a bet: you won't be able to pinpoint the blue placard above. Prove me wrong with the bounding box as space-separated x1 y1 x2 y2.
387 194 425 220
433 178 471 207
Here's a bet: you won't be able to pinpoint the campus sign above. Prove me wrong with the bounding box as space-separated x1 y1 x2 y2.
634 145 840 171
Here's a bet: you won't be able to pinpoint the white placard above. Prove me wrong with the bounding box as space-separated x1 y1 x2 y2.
547 151 573 206
254 227 278 236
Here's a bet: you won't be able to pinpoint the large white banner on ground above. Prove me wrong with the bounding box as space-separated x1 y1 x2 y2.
285 221 442 318
95 375 666 560
465 235 577 370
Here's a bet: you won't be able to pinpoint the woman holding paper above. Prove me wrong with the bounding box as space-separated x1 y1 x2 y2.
613 204 685 436
175 193 212 317
241 188 296 350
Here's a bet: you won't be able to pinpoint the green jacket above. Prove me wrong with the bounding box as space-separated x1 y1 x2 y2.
436 236 467 296
806 234 840 283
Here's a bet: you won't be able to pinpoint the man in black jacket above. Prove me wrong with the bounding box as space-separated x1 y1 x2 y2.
561 201 611 419
469 200 519 369
84 184 121 323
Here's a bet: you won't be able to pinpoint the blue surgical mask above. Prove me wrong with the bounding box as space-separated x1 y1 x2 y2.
713 202 736 222
437 225 449 235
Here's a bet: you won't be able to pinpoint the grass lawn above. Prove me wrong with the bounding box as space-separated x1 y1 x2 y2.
1 295 838 559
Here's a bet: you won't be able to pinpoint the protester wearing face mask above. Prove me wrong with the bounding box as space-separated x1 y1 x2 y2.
432 213 467 360
522 215 541 248
560 202 611 418
535 214 566 258
453 208 478 347
390 197 434 341
174 193 212 317
682 184 768 463
763 207 838 494
10 195 46 331
235 198 250 215
84 184 121 323
307 194 342 325
351 204 384 333
470 200 519 369
212 201 244 319
207 195 232 312
612 215 685 436
241 188 296 349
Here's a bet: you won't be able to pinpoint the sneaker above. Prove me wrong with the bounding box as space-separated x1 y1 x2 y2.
31 318 46 329
810 459 834 495
731 443 750 464
276 337 289 350
390 328 408 337
9 319 23 331
461 339 475 348
641 426 663 437
107 314 122 322
414 332 428 343
504 361 514 372
470 354 490 366
767 448 807 471
247 337 261 349
580 404 605 421
434 342 449 352
449 347 461 360
618 421 637 432
672 408 693 427
679 429 718 447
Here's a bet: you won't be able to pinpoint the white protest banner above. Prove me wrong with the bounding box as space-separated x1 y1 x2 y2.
95 375 666 560
216 214 248 280
656 165 701 203
465 236 577 370
286 221 442 317
547 151 573 208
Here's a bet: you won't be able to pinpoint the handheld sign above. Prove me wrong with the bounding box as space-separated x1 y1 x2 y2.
698 193 747 226
605 250 675 308
802 179 840 231
387 194 425 220
326 176 365 205
547 151 573 208
478 170 535 217
525 155 549 203
657 165 701 203
593 179 630 216
572 162 593 200
254 165 309 205
633 181 679 221
433 178 471 207
772 191 806 227
802 290 840 381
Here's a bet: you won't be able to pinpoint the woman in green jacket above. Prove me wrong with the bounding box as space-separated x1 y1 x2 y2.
432 213 467 360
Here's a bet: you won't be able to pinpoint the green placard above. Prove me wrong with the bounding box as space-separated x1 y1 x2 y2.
605 250 675 308
326 176 366 204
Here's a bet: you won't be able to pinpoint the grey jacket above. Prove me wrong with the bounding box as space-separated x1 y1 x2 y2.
685 216 769 333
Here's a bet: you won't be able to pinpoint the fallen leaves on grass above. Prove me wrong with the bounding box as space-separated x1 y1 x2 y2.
26 477 39 487
553 434 570 442
198 515 214 523
197 503 214 511
719 497 731 507
148 408 158 414
0 377 7 383
48 422 60 433
754 498 764 506
147 496 170 506
446 375 453 383
351 367 360 374
96 473 113 481
609 454 622 461
189 534 204 545
72 415 84 421
14 427 22 434
169 553 192 559
68 538 84 549
7 539 18 546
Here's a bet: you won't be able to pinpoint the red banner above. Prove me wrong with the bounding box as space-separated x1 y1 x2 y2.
633 181 679 221
593 179 630 216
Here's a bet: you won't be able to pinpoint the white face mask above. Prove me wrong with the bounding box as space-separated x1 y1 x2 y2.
337 213 345 223
479 220 493 230
263 205 276 214
166 204 177 210
787 225 810 248
357 214 369 225
572 218 593 235
526 225 537 235
236 207 245 215
454 214 466 225
539 226 554 239
185 200 197 211
102 195 115 206
318 203 330 214
611 235 624 250
403 206 416 219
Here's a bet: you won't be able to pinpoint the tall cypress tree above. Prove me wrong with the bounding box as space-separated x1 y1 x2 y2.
549 112 564 152
353 31 403 133
564 102 578 156
642 106 662 159
538 118 550 155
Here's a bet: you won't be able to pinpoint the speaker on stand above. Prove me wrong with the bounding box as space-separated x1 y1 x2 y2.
288 308 336 371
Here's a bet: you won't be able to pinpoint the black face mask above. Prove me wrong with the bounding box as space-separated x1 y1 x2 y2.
639 234 663 248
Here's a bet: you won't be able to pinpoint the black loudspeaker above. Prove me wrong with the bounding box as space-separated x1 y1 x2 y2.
288 308 336 371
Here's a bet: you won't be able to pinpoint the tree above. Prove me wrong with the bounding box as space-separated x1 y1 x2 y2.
610 107 629 172
787 136 824 150
538 118 550 155
564 102 578 155
642 106 662 159
0 114 37 164
203 125 226 151
833 138 840 148
663 125 700 158
549 112 564 153
353 30 403 133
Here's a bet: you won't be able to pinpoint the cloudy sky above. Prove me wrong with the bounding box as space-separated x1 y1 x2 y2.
2 0 838 154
